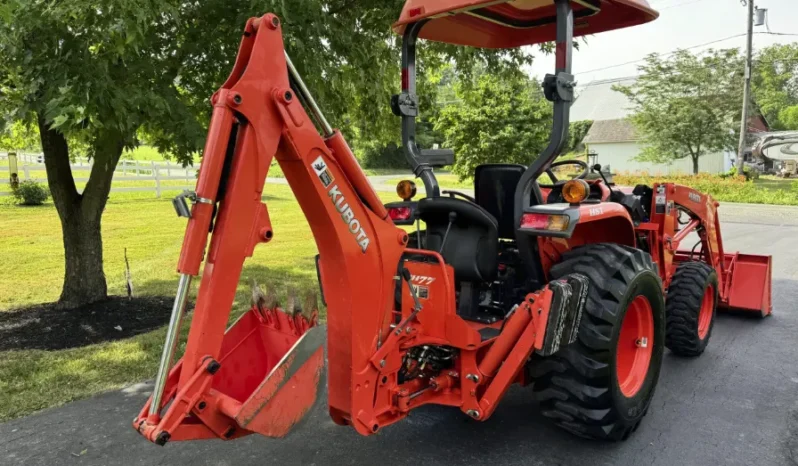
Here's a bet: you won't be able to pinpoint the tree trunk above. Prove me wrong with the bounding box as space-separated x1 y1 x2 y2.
692 155 699 175
37 114 124 310
58 205 108 309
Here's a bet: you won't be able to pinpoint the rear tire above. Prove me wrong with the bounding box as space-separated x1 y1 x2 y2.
665 262 718 357
529 243 665 441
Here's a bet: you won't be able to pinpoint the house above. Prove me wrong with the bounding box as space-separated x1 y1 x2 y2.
571 77 766 175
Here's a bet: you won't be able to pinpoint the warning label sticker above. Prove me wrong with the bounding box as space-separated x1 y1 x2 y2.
311 155 334 188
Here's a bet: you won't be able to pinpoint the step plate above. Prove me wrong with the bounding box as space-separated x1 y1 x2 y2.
536 273 588 357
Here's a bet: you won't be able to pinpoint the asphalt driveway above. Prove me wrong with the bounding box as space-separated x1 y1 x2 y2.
2 217 797 466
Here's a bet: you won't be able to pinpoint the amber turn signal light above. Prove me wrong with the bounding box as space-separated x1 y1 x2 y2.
397 180 417 201
562 179 590 204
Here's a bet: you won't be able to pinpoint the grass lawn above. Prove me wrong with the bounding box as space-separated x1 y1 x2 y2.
752 176 796 192
0 183 333 421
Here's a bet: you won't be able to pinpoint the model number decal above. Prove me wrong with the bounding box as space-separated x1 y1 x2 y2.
589 207 604 216
411 275 436 285
688 192 701 203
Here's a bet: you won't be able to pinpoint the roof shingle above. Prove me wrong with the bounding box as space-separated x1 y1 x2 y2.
583 118 638 144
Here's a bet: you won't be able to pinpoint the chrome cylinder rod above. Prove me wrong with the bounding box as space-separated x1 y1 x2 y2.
149 273 193 416
284 51 334 137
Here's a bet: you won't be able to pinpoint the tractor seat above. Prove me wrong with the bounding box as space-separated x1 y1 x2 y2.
474 164 527 239
417 196 499 283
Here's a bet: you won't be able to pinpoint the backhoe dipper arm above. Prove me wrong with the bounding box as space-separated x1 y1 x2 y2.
137 14 408 443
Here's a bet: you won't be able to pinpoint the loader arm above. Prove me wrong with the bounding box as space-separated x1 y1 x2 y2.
649 183 771 316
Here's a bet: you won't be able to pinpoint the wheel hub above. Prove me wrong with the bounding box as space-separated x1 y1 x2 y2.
616 295 654 398
697 284 715 339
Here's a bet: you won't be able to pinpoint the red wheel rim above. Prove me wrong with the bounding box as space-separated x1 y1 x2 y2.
616 295 654 398
697 284 715 340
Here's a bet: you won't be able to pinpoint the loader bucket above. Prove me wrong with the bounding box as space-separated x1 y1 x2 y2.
135 299 325 444
722 253 773 317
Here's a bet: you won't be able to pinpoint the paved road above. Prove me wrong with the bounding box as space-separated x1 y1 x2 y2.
270 174 798 227
2 220 798 466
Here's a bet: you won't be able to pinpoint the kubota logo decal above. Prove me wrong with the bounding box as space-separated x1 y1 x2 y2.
312 156 370 253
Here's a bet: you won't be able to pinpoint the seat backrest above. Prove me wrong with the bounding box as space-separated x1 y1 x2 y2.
474 164 526 239
417 197 498 283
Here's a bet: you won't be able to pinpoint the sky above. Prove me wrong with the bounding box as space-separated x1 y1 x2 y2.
527 0 798 84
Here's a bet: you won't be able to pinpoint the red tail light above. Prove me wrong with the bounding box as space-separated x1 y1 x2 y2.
389 207 412 221
520 213 570 231
520 213 549 229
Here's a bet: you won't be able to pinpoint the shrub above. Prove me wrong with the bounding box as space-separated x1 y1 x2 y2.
721 166 759 181
11 180 49 206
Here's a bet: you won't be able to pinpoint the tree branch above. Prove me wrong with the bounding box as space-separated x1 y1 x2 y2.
37 113 79 220
82 130 124 220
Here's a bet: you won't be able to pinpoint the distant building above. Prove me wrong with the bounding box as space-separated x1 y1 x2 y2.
571 77 768 175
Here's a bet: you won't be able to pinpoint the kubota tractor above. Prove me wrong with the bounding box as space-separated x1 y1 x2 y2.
134 0 773 445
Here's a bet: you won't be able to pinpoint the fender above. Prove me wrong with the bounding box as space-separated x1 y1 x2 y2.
520 202 636 246
520 203 636 278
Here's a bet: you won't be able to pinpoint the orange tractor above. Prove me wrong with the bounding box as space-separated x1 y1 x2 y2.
134 0 772 444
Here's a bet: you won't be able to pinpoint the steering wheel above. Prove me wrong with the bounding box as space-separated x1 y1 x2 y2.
442 190 476 203
538 159 590 188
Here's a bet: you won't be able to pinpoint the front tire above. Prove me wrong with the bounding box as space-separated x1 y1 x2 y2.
530 243 666 441
665 262 718 357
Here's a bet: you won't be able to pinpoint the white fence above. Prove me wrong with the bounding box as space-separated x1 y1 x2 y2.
1 152 198 198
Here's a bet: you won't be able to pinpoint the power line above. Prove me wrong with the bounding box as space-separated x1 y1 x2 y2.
578 33 747 75
577 31 798 76
660 0 710 10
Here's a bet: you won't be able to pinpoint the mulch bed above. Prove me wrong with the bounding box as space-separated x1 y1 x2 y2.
0 296 189 352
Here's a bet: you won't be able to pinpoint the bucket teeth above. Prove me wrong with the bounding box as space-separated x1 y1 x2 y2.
301 291 318 320
251 279 265 309
251 279 278 311
263 285 278 310
285 287 299 315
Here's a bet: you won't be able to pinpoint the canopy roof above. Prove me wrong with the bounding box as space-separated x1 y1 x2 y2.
393 0 658 48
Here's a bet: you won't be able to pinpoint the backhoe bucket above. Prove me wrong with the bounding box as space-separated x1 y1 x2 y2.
214 310 326 437
135 293 326 444
722 253 773 317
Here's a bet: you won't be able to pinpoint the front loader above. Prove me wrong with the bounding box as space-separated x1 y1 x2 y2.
134 0 772 445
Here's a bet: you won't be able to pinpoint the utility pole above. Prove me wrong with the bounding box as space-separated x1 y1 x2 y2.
736 0 755 174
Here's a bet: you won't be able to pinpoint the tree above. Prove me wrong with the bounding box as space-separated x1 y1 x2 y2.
616 49 743 174
0 120 39 152
752 43 798 131
434 70 553 178
0 1 198 309
0 0 535 309
567 120 593 154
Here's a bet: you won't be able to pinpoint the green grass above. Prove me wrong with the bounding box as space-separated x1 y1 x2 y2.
0 183 330 421
752 176 796 192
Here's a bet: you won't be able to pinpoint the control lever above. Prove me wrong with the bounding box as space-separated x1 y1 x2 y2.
378 267 423 350
593 164 622 201
438 212 457 254
402 268 423 313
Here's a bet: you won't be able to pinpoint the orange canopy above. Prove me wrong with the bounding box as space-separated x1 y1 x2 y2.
393 0 658 48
